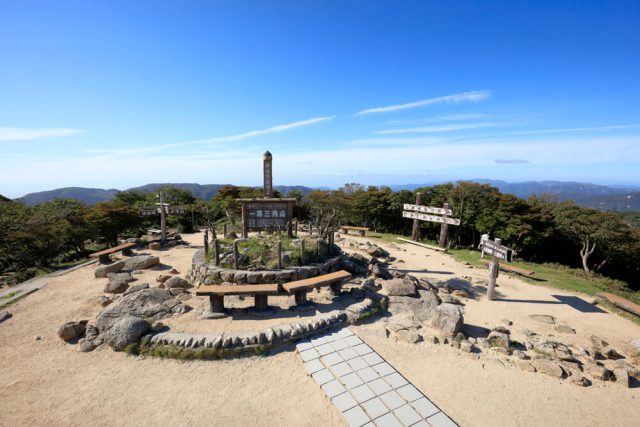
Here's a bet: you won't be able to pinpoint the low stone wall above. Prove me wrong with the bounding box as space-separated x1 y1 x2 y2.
142 296 382 356
188 249 348 285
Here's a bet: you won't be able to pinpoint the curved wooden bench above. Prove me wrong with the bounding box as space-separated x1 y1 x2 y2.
340 226 370 236
282 270 352 305
90 242 137 264
196 284 280 312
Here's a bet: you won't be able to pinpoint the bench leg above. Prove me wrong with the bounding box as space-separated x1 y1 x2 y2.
209 295 224 313
294 290 308 306
254 294 268 311
122 248 133 256
98 254 111 264
359 230 365 236
330 282 342 297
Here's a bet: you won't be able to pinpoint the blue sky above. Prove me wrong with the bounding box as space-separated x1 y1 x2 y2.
1 0 639 198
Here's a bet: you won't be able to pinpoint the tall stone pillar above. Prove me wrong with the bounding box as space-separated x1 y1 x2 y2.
263 150 273 198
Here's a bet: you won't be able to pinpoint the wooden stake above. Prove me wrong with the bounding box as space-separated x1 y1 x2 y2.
204 230 209 256
277 239 283 269
317 238 322 260
223 223 228 238
411 192 422 241
233 240 239 270
213 239 220 266
300 239 306 265
438 202 449 249
487 238 501 301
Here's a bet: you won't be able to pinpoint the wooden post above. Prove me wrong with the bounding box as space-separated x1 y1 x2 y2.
300 239 306 265
277 239 283 269
309 222 313 236
330 281 342 296
317 238 322 260
487 238 501 301
294 290 307 305
254 295 268 311
213 239 220 266
294 219 298 237
209 295 224 312
241 203 249 238
233 240 239 270
223 223 228 238
438 202 449 249
411 192 422 241
159 192 167 243
328 228 333 255
204 230 209 256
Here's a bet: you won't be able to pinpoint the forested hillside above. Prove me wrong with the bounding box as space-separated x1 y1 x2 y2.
2 182 639 291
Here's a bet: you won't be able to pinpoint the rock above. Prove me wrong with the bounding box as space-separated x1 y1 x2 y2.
586 364 613 381
57 320 88 341
590 335 609 348
554 324 576 334
0 310 12 323
156 274 172 283
440 295 464 305
528 314 556 324
104 280 128 294
492 326 511 335
122 282 150 296
451 289 471 299
170 269 179 274
430 303 464 335
94 261 125 278
386 321 421 344
34 336 42 340
177 293 192 302
499 319 513 326
603 347 626 360
149 242 161 250
85 324 99 341
97 296 113 307
366 246 389 258
569 376 591 387
532 359 564 378
516 360 536 372
122 255 160 271
460 341 474 353
487 331 510 349
78 340 96 352
387 289 440 323
350 288 365 299
513 350 528 360
381 277 416 297
95 288 185 333
165 276 191 289
613 369 631 387
199 310 227 320
102 315 150 351
372 264 392 280
107 272 135 283
169 287 185 296
491 347 511 355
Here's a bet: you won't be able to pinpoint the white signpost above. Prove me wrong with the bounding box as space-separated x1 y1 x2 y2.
402 202 461 248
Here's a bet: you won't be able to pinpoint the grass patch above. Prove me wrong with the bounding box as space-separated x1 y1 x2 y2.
0 291 20 300
449 248 640 306
135 342 271 360
0 289 35 309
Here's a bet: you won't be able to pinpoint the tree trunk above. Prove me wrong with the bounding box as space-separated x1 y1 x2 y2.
580 239 596 274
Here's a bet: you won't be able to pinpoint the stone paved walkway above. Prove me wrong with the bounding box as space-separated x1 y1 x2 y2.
297 327 457 427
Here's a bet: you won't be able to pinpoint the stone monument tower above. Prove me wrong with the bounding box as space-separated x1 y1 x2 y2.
263 150 273 198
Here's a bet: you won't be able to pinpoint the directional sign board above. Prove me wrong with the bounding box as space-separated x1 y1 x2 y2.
403 204 453 216
402 211 461 226
482 239 513 262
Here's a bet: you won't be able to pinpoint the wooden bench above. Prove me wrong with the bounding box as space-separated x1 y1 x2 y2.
196 284 280 312
597 292 640 317
340 226 370 236
90 242 137 264
480 259 535 277
282 270 352 305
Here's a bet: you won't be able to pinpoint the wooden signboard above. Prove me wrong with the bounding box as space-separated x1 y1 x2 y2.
402 211 461 226
482 239 513 262
403 204 453 216
237 198 296 237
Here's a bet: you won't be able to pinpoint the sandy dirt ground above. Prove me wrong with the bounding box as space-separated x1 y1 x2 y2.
0 231 639 427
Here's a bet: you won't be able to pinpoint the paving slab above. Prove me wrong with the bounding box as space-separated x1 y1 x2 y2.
296 327 457 427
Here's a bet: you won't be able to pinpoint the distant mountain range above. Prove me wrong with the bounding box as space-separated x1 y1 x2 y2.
14 180 640 212
17 183 316 206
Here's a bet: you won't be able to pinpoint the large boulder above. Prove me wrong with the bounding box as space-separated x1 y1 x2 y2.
430 303 464 335
57 320 88 341
102 315 150 351
386 320 421 344
387 288 440 323
94 261 125 278
96 288 186 333
367 246 390 259
165 276 191 289
107 272 136 283
532 359 564 378
122 282 150 296
381 277 416 297
372 264 392 280
122 255 160 271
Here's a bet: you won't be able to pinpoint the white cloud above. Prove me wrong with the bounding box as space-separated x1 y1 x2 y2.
0 128 85 141
345 137 451 147
98 115 336 158
385 113 491 126
377 122 509 134
502 124 640 136
355 90 491 116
